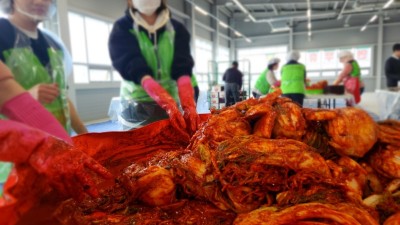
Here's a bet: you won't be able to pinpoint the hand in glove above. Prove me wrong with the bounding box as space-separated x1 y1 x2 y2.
142 77 189 139
0 121 113 200
177 76 200 135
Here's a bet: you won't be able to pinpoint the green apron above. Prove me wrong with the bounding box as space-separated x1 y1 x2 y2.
120 22 177 102
350 60 361 78
254 69 271 95
281 64 306 94
191 75 198 88
0 30 70 195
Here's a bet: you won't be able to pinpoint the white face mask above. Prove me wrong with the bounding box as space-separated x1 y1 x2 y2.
14 0 56 22
132 0 161 16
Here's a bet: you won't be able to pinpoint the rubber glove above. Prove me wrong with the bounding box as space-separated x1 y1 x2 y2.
0 120 113 200
142 77 189 139
177 76 200 135
1 92 72 144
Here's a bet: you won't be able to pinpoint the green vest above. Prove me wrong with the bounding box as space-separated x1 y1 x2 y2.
281 63 306 94
254 69 271 95
350 60 361 78
120 22 178 102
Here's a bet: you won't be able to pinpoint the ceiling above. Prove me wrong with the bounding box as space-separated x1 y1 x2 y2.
216 0 400 31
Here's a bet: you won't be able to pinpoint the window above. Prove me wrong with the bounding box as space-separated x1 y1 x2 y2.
194 38 213 90
68 12 118 83
299 46 373 78
238 46 288 89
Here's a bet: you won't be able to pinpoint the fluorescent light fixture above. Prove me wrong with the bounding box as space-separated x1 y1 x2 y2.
245 38 252 43
219 21 229 28
195 6 208 16
369 15 378 23
248 14 256 22
307 9 311 18
383 0 394 9
232 0 249 14
308 31 312 36
271 27 290 33
235 31 243 37
308 23 312 29
361 25 367 31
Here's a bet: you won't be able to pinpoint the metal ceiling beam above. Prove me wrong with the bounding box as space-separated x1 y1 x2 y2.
337 0 350 20
270 4 279 15
216 0 352 6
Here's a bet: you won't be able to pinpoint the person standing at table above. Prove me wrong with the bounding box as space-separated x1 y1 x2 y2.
281 51 307 106
223 61 243 106
108 0 199 136
0 0 87 135
253 58 280 98
333 51 361 105
385 43 400 88
0 61 112 200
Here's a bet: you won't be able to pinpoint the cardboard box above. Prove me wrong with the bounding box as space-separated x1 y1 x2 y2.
210 103 219 109
210 92 220 99
210 99 219 104
211 85 222 92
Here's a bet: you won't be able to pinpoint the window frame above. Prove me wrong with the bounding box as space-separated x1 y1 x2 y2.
68 11 120 85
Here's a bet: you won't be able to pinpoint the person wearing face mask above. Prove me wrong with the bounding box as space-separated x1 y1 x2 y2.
252 58 281 98
0 0 98 198
0 61 113 206
108 0 199 137
0 0 87 135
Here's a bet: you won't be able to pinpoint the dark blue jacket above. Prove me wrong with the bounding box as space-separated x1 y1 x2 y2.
108 12 194 85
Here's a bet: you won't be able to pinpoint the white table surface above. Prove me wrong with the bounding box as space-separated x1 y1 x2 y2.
375 90 400 120
305 93 354 100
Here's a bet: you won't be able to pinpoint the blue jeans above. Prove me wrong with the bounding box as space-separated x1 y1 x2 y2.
225 83 240 106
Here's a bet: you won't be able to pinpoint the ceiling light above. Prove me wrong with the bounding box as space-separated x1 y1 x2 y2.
271 27 290 33
308 23 312 29
308 31 312 36
369 15 378 23
195 6 208 16
248 14 256 22
219 21 229 28
383 0 394 9
232 0 249 14
361 25 367 31
245 38 252 43
307 9 311 18
235 31 243 37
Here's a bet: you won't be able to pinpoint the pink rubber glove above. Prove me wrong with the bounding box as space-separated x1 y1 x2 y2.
0 120 113 200
0 92 72 144
177 76 200 135
142 77 189 139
